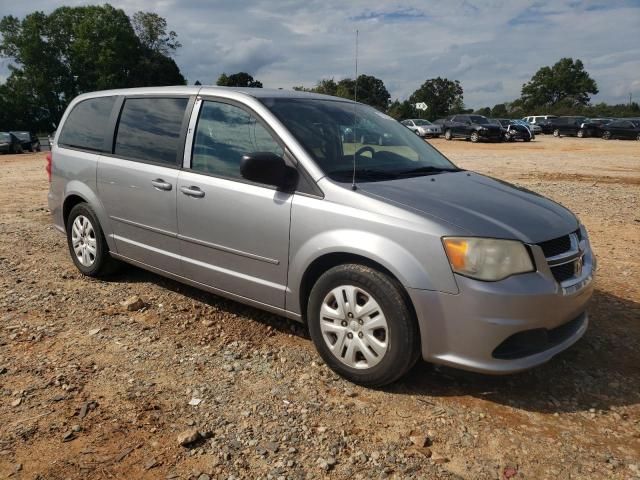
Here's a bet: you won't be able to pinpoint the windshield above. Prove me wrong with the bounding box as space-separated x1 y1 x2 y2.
469 115 490 125
12 132 29 140
0 133 10 141
413 120 432 126
262 98 458 182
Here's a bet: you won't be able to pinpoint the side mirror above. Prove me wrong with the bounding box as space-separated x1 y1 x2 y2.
240 152 294 189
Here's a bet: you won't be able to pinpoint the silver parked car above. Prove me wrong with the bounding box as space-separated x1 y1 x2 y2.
48 86 595 386
401 118 442 137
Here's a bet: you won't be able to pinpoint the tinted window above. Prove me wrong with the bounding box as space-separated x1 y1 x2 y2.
115 97 188 165
191 101 283 179
59 97 116 152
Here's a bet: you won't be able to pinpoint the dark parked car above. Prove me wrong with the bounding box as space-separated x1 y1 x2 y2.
442 114 503 142
495 119 533 142
10 131 41 152
550 116 587 137
600 119 640 140
0 132 24 154
536 118 555 134
575 118 613 138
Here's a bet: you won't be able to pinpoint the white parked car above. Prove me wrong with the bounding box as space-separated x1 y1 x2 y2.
401 119 442 138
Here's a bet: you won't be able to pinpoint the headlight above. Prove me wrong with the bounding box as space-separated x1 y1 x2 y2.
442 237 534 281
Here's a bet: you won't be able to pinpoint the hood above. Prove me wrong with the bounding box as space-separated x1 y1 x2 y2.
358 171 578 243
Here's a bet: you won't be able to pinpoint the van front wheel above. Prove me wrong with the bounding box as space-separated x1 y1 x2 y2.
307 264 420 387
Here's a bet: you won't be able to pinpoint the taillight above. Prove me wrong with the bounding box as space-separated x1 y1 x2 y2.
46 152 52 182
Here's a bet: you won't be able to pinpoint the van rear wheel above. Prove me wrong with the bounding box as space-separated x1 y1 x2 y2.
66 203 120 277
307 264 420 387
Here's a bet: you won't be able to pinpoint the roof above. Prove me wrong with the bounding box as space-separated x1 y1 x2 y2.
71 85 353 103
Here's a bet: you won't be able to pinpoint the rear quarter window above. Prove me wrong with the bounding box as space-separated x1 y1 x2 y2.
58 97 116 152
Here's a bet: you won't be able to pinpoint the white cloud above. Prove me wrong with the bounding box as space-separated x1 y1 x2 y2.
0 0 639 107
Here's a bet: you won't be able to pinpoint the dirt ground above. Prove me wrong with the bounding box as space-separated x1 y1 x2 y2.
1 135 639 480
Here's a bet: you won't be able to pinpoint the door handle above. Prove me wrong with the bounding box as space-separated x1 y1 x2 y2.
151 179 172 191
180 186 205 198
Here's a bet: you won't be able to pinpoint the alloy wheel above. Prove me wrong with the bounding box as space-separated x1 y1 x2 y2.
319 285 388 370
602 131 611 140
71 215 97 267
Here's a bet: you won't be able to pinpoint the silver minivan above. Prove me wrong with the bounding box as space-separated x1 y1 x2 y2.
48 86 595 386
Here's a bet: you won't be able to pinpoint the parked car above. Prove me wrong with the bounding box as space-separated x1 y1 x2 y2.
340 126 399 145
48 86 594 386
10 130 41 152
401 119 442 138
600 119 640 140
576 118 613 138
495 119 533 141
550 116 588 137
536 118 555 134
442 114 504 142
0 132 24 154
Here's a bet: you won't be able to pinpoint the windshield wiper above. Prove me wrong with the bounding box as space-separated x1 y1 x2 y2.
328 169 400 181
397 166 462 177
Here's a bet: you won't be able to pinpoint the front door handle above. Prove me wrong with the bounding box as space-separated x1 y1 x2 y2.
151 179 172 191
180 186 205 198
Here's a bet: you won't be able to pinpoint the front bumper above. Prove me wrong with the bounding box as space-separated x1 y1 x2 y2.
408 247 594 374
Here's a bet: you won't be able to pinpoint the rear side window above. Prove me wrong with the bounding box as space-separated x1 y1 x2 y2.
115 97 189 166
191 101 283 180
59 97 116 152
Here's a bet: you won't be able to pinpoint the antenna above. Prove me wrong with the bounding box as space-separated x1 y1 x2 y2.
351 29 359 191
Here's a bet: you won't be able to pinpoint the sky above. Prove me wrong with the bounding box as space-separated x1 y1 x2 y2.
1 0 639 108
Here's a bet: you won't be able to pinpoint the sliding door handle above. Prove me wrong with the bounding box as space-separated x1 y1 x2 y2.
180 186 205 198
151 179 172 191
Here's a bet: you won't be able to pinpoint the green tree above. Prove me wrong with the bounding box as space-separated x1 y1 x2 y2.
386 100 416 120
474 107 491 116
132 11 181 56
0 5 185 131
217 72 263 88
490 103 508 117
520 58 598 109
297 75 390 110
409 77 464 120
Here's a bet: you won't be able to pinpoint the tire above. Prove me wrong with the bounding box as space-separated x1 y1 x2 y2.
470 131 479 143
577 129 584 138
66 203 120 277
553 129 560 137
524 137 531 142
444 129 452 140
637 133 640 141
602 131 611 140
307 264 420 387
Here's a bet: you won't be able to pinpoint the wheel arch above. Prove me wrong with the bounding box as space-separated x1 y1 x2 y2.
296 251 421 328
62 182 117 252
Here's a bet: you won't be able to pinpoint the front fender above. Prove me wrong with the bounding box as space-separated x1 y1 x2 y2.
286 228 458 315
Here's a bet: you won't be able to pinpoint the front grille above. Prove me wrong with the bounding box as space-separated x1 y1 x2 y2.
537 230 583 284
538 234 572 257
550 262 576 283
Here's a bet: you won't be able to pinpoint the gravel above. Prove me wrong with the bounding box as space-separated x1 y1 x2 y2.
0 140 638 479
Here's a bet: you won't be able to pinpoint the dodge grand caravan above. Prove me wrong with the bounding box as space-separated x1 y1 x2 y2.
48 86 595 386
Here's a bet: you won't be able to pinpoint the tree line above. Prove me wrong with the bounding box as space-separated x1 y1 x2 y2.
1 4 638 132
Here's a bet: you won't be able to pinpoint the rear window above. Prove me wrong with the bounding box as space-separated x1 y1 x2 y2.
59 97 116 152
114 97 188 166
